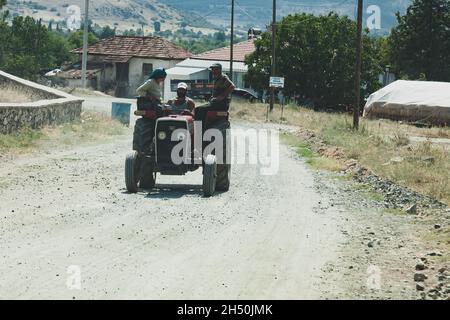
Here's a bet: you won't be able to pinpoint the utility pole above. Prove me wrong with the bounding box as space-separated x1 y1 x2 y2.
354 0 363 130
81 0 89 89
269 0 277 112
229 0 235 83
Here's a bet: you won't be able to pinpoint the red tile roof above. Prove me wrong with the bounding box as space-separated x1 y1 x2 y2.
192 39 256 62
57 66 102 80
72 36 191 61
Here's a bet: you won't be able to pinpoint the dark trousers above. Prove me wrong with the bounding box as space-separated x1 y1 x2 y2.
195 100 230 122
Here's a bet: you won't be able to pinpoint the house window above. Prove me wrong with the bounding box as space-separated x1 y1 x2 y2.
142 63 153 77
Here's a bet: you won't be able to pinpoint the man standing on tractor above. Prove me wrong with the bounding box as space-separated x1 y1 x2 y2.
167 82 196 114
192 63 234 192
195 63 236 121
209 63 236 110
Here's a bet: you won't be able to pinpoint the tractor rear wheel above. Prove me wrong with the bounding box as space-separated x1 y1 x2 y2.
139 156 156 189
216 164 230 191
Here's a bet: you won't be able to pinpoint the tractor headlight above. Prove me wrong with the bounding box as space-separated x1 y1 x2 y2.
158 131 167 140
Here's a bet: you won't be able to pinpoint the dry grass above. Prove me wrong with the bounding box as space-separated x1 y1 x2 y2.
280 133 345 172
0 87 33 103
0 112 125 153
231 102 450 205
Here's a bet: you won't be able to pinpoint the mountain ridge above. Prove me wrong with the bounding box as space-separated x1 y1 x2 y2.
3 0 413 35
3 0 220 34
160 0 412 33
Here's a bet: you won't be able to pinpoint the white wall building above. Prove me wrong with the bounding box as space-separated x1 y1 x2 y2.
64 36 191 98
164 40 256 101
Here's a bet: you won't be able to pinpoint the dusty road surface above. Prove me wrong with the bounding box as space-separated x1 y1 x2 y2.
0 121 442 300
0 124 344 299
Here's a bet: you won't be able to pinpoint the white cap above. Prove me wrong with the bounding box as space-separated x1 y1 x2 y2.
177 82 188 90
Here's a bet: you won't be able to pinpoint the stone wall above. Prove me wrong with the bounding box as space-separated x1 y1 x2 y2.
0 70 84 134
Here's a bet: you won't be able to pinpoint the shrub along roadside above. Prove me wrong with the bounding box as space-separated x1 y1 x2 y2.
230 102 450 206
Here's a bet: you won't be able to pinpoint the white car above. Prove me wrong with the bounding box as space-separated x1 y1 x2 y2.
44 68 62 77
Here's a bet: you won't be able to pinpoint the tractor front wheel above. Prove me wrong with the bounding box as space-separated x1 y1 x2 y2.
203 154 217 197
125 151 140 193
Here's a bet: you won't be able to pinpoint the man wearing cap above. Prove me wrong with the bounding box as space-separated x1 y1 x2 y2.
167 82 195 114
209 63 235 110
195 63 236 122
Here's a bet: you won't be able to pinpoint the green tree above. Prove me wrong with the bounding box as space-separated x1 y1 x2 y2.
0 15 71 79
388 0 450 81
98 25 116 39
154 21 161 33
214 31 226 42
245 13 382 110
0 0 8 67
68 30 99 49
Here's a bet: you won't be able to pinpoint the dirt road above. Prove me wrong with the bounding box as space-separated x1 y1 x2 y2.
0 121 445 299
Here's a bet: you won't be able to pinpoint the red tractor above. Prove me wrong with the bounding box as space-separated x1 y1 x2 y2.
125 97 231 197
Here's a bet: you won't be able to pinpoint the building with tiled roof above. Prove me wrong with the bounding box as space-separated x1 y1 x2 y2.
164 39 257 101
72 36 191 62
60 36 191 97
191 40 256 62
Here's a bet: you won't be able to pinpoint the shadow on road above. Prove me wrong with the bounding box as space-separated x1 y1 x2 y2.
145 184 203 199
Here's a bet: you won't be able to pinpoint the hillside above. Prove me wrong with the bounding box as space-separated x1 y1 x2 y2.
4 0 220 34
3 0 413 35
160 0 412 34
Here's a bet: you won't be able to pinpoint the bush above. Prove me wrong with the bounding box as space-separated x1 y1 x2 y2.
245 13 383 111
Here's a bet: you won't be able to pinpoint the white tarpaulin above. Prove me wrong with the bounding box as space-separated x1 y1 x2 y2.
363 80 450 125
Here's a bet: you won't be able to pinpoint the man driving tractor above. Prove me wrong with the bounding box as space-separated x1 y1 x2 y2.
167 82 196 114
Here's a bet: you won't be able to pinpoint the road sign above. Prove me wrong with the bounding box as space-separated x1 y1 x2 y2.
270 77 285 88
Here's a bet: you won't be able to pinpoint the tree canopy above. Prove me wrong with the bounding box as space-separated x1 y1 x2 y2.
245 13 383 110
97 25 116 39
388 0 450 81
67 30 99 49
0 16 71 79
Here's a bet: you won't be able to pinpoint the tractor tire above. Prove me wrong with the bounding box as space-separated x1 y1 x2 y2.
203 154 217 197
216 164 230 191
139 156 156 189
125 151 140 193
133 118 155 154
